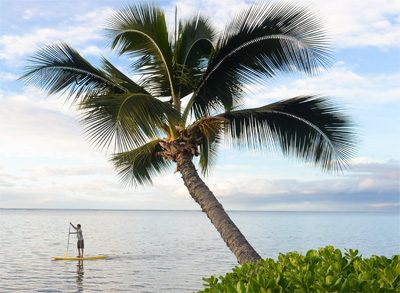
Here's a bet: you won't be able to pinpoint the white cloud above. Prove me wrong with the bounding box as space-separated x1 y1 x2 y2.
0 71 19 81
0 28 99 62
307 0 400 48
23 9 44 19
196 158 400 210
171 0 246 28
358 178 382 191
80 45 105 56
1 179 132 206
0 89 95 160
371 203 400 208
23 165 113 178
244 64 400 107
0 7 111 62
351 157 380 164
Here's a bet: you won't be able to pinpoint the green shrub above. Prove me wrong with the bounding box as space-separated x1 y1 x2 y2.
199 246 400 292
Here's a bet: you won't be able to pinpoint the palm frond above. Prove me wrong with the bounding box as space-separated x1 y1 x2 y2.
19 42 125 104
220 96 356 171
188 116 227 175
105 2 174 98
111 140 173 187
198 132 222 176
188 2 330 119
101 57 150 94
80 93 181 152
175 15 216 98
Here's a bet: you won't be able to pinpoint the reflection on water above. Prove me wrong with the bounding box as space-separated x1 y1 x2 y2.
76 260 84 292
0 209 399 292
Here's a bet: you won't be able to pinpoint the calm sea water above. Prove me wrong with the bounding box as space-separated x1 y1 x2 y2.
0 209 399 292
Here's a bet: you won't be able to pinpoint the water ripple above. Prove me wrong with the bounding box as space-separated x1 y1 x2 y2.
1 209 398 292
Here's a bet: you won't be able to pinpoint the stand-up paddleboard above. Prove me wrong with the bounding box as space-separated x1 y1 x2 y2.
54 223 107 260
52 255 107 260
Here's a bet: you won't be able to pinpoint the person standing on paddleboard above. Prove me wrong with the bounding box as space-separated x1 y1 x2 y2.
70 222 84 258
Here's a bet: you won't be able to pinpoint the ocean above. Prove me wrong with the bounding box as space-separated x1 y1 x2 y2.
0 209 399 292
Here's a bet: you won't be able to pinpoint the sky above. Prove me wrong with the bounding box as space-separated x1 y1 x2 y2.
0 0 399 212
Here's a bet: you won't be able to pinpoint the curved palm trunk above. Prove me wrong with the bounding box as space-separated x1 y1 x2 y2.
176 151 262 265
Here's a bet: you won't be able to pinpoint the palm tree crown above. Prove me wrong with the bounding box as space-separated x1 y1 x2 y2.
20 1 356 264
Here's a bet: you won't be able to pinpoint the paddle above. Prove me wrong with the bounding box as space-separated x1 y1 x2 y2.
65 223 71 258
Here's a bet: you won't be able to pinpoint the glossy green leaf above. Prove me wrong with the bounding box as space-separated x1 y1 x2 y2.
199 247 399 293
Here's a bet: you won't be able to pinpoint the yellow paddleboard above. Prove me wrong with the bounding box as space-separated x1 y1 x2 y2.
51 256 107 260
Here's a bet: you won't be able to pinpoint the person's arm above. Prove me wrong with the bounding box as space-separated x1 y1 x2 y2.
70 222 77 230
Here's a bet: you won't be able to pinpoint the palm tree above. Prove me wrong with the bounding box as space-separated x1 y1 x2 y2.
20 2 355 265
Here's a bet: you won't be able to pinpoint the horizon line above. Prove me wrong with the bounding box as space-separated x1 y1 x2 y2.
0 207 396 213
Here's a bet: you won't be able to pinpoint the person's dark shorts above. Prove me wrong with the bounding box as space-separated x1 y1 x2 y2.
77 240 84 249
